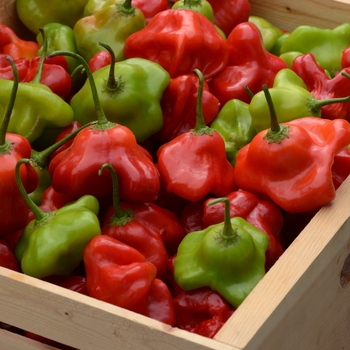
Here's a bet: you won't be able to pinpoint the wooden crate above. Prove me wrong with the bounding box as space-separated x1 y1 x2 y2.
1 1 350 349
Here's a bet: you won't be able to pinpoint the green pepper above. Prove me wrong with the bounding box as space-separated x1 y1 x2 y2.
270 32 290 56
14 159 101 279
210 99 256 167
280 23 350 76
69 43 170 143
172 0 215 23
248 16 283 52
249 68 350 132
74 0 146 62
174 197 269 308
16 0 88 35
36 23 79 74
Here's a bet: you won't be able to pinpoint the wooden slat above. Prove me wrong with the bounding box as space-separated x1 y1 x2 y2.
250 0 350 31
215 177 350 350
0 267 237 350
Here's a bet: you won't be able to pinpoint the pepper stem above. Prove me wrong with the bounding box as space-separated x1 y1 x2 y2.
207 197 239 245
244 84 255 99
15 158 48 221
31 27 46 84
117 0 135 15
193 68 213 135
0 57 18 150
48 50 114 129
98 42 124 92
98 163 133 226
308 94 350 115
262 84 290 144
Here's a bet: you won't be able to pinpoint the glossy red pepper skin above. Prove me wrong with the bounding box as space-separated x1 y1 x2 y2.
24 57 72 100
207 0 250 37
156 74 220 143
50 124 160 203
291 53 350 121
332 147 350 189
88 50 112 73
0 239 20 271
84 235 175 325
132 0 169 24
342 47 350 69
157 130 236 202
43 275 88 295
202 190 284 271
0 54 30 81
173 287 235 338
0 24 39 60
179 199 207 234
209 22 287 105
124 9 228 79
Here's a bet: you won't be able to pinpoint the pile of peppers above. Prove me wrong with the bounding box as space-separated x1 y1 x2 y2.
1 0 350 344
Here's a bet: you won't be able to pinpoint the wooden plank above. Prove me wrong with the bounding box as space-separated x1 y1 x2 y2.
250 0 350 31
0 267 237 350
215 177 350 350
0 329 58 350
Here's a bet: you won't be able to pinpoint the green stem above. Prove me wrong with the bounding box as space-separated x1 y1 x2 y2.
15 158 48 221
193 68 213 135
31 121 97 169
207 197 239 245
117 0 135 15
31 27 46 84
308 94 350 115
182 0 193 9
48 50 114 129
98 163 133 226
98 42 124 92
244 84 255 99
0 57 19 150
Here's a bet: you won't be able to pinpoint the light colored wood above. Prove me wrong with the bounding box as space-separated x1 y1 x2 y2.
249 0 350 31
0 267 237 350
215 177 350 349
0 329 58 350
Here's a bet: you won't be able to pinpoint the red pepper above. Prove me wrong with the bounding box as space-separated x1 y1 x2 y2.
206 0 251 37
0 24 39 60
84 235 175 326
173 287 235 338
43 275 88 295
0 54 30 81
332 146 350 189
0 239 20 271
180 198 207 234
202 190 284 271
24 56 72 100
234 86 350 213
88 50 112 73
342 47 350 69
209 22 287 105
291 53 350 121
156 73 220 143
157 70 236 202
124 2 228 79
132 0 169 24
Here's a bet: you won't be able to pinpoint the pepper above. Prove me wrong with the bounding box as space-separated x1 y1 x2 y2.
202 190 284 271
206 0 250 37
14 158 101 279
209 99 256 167
209 22 287 105
235 85 350 213
174 197 269 308
157 69 236 202
48 50 160 203
36 23 79 74
291 53 350 121
173 287 235 338
249 68 350 133
16 0 88 35
84 235 175 325
332 145 350 190
0 29 74 143
132 0 169 24
156 73 220 143
124 0 229 79
280 23 350 76
248 16 284 52
88 51 112 73
0 54 30 82
69 43 170 143
74 0 146 62
172 0 215 23
0 24 39 60
0 239 20 272
0 58 37 236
